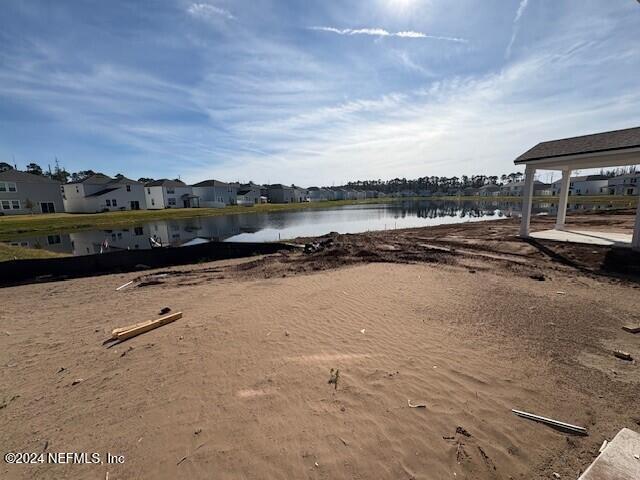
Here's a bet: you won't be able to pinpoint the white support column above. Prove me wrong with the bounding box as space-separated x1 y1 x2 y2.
555 169 571 231
519 165 536 237
633 188 640 251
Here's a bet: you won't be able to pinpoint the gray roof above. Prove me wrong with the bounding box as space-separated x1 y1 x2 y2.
145 179 186 187
0 170 60 184
67 173 113 185
515 126 640 164
192 179 231 187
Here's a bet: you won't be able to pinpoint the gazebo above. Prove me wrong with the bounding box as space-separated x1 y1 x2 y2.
513 126 640 250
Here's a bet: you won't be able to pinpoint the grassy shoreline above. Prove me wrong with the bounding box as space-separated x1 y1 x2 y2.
0 243 70 262
0 195 636 241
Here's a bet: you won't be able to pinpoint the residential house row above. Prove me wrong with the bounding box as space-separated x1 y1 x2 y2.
0 168 638 215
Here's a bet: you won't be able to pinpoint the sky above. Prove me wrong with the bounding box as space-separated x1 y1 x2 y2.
1 0 639 186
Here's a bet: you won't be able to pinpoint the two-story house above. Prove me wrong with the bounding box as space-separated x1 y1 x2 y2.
0 169 64 215
144 179 198 209
61 174 147 213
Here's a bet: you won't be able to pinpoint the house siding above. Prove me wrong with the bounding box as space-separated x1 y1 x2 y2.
0 172 64 215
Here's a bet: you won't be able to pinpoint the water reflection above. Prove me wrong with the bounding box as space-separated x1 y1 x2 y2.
6 199 631 256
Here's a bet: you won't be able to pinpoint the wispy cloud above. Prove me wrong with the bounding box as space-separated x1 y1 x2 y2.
309 26 467 43
187 3 235 21
506 0 529 58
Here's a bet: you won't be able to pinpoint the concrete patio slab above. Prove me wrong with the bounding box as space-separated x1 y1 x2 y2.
530 229 632 247
578 428 640 480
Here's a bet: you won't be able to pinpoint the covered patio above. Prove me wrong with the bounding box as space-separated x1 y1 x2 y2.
514 126 640 251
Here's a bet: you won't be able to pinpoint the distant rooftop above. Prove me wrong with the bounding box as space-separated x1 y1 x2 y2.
192 179 231 187
0 169 60 184
145 179 186 187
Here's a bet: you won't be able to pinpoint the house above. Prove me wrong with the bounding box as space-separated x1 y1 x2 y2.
456 187 477 196
266 184 296 203
292 186 309 203
604 172 640 196
0 169 64 215
501 180 552 196
61 174 146 213
331 188 348 200
307 187 334 202
144 179 198 209
477 184 501 197
236 184 262 205
551 174 609 196
191 180 237 207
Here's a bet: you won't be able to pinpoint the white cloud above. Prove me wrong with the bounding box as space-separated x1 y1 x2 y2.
187 3 235 21
309 26 467 43
506 0 530 58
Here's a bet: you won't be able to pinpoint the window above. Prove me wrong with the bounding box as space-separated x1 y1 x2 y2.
134 227 144 236
8 183 16 192
167 188 175 194
126 185 131 192
151 198 155 206
112 199 117 207
47 235 61 245
117 232 122 239
76 186 79 193
168 198 177 206
0 183 5 192
147 188 151 194
106 199 111 206
1 200 10 210
0 182 17 192
10 200 20 209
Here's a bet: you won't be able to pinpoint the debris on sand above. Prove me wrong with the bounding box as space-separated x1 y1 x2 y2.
512 409 588 436
71 378 83 386
115 280 133 291
622 325 640 334
304 237 335 254
529 273 545 281
328 368 340 390
159 306 172 315
613 350 633 361
407 399 426 409
456 426 472 437
107 312 183 344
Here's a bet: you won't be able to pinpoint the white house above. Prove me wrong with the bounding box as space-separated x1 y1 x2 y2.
266 184 295 203
235 184 262 205
604 172 640 196
191 179 237 207
61 174 147 213
144 179 198 209
477 184 501 197
0 169 64 215
551 174 609 196
501 180 552 196
307 187 335 201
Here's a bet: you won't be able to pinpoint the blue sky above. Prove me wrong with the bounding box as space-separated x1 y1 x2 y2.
1 0 639 185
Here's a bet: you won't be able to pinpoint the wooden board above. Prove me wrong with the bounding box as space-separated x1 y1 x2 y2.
115 312 183 341
622 325 640 334
111 319 157 338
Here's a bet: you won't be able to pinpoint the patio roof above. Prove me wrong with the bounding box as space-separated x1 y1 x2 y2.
515 126 640 170
513 126 640 250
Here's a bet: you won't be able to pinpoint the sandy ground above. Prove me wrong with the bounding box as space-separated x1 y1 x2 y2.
1 212 639 480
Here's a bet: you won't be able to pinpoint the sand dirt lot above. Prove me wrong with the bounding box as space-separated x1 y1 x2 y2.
1 213 639 479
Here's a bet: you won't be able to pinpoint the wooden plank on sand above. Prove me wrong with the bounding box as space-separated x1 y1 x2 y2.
622 325 640 334
115 312 183 341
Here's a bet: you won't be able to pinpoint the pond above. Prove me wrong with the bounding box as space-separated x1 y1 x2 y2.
5 198 632 256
